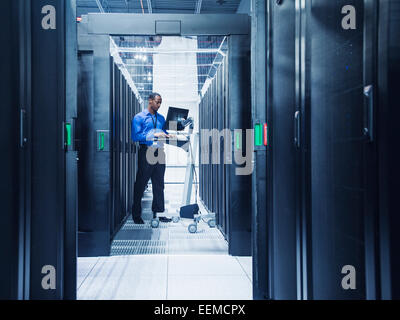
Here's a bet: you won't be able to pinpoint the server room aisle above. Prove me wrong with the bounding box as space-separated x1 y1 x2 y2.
77 184 252 300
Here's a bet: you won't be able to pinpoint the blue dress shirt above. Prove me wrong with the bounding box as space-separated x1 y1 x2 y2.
132 109 168 146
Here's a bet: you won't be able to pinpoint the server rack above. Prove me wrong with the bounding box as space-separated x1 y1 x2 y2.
0 0 78 299
77 25 142 256
264 0 298 300
298 0 371 300
111 63 140 240
0 0 29 300
252 0 400 300
199 36 252 256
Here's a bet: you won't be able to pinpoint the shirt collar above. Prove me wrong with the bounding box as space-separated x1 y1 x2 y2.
144 109 157 116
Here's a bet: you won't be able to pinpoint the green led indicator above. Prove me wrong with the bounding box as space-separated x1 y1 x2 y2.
65 123 71 146
99 132 105 151
255 124 262 146
236 132 241 150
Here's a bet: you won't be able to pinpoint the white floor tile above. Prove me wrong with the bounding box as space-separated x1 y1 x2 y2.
78 275 167 300
235 257 252 281
77 257 100 289
77 255 168 300
89 255 168 278
113 276 167 300
168 240 228 255
168 255 246 276
167 275 252 300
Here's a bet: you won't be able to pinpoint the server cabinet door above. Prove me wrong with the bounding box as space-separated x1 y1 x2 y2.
112 66 121 235
376 0 400 300
120 80 127 224
303 0 374 299
227 35 252 256
30 0 68 298
65 151 78 299
0 0 29 300
127 93 133 216
111 64 117 236
269 0 298 300
362 0 379 300
77 34 112 257
218 65 227 236
64 0 78 300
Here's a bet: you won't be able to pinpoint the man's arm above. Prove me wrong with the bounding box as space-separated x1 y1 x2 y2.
132 115 151 142
161 118 175 139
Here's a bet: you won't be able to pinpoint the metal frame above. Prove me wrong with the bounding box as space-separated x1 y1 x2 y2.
78 12 251 257
64 0 78 300
18 0 32 300
85 13 250 36
363 0 379 300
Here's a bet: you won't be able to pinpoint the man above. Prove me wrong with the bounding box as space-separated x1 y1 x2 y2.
131 92 172 224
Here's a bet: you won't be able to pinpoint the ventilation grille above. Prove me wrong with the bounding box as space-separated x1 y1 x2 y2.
122 222 168 229
111 240 167 255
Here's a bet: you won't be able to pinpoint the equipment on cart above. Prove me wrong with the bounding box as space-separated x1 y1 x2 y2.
150 107 216 232
165 107 189 131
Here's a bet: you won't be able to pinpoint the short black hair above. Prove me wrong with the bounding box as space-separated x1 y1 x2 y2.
149 92 161 100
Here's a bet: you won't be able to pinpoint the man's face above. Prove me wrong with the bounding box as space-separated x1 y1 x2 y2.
150 95 162 112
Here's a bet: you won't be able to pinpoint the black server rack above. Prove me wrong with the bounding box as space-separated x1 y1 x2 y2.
252 0 400 300
0 0 78 299
0 0 27 300
262 0 299 300
77 28 141 256
111 64 140 239
199 36 252 256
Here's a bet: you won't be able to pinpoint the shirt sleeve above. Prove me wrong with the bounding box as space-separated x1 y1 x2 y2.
132 115 150 142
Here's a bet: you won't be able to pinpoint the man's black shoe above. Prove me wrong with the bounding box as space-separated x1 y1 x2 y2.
133 217 145 224
159 216 172 223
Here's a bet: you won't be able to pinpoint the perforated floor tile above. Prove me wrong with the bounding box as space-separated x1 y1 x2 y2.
111 240 167 255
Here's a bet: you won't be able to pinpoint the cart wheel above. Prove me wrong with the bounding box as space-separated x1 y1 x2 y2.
208 219 216 228
172 216 180 223
151 218 160 229
188 224 197 234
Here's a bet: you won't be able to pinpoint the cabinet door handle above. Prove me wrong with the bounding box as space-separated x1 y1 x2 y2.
363 85 374 142
294 110 300 148
20 109 27 148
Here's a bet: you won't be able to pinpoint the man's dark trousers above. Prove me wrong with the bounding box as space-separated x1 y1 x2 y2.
132 144 166 219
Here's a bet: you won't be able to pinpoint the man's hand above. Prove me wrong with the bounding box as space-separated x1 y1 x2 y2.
154 132 170 139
